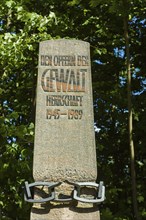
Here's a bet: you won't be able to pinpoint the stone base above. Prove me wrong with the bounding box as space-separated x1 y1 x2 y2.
30 203 100 220
29 181 101 220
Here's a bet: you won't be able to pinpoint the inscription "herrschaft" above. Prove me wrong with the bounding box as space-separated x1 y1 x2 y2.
46 95 83 106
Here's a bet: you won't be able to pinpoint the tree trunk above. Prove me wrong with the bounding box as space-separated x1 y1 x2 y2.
123 15 141 220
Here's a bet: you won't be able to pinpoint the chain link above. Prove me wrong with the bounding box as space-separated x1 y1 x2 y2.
24 180 105 204
73 181 105 203
24 181 61 203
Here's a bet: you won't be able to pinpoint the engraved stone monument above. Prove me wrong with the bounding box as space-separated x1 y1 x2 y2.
24 39 104 220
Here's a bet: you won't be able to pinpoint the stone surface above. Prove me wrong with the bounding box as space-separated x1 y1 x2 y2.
33 39 97 182
31 39 100 220
31 204 100 220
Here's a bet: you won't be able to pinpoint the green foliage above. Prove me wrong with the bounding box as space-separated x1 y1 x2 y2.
0 1 55 218
0 0 146 219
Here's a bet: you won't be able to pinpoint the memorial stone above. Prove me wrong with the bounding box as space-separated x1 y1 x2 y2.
29 39 101 219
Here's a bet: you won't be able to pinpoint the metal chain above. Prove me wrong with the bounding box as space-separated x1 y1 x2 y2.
24 180 105 204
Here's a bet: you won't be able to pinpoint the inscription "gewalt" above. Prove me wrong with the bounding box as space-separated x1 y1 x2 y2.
41 69 86 92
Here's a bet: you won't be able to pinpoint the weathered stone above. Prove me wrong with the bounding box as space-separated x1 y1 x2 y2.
31 205 100 220
31 39 100 219
33 39 97 182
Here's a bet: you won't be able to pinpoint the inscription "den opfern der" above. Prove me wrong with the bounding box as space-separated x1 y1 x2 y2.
41 55 89 66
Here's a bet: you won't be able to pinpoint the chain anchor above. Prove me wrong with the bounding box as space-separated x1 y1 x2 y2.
24 181 105 204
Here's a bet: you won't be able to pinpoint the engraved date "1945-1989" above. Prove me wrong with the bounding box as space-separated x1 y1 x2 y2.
46 109 83 120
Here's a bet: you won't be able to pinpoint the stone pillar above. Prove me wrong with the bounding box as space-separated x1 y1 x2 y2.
30 39 100 219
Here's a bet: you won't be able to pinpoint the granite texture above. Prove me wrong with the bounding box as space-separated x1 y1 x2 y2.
31 39 99 220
